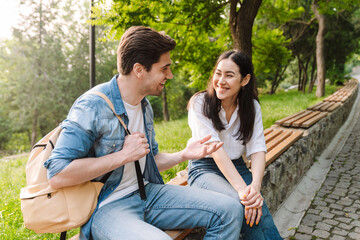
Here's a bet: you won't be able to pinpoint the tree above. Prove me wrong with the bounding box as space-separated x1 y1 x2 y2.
252 0 305 93
92 0 267 120
324 10 360 84
312 0 326 97
253 28 292 94
0 0 118 149
229 0 263 57
311 0 358 97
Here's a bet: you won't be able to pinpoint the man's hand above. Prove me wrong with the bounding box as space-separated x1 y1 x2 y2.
182 135 223 160
119 132 150 164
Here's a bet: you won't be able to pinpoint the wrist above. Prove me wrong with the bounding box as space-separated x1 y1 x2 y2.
251 182 262 192
178 149 187 163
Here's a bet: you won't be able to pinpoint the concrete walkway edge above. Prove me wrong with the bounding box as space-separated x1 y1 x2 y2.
273 79 360 239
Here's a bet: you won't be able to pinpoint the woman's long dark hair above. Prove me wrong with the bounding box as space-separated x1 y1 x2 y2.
203 50 259 144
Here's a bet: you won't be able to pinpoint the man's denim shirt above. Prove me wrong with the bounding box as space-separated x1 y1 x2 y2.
44 75 164 240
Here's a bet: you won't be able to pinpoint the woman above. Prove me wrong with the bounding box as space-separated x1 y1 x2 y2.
187 50 282 239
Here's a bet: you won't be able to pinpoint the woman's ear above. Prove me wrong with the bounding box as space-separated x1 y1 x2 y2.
241 74 251 87
133 63 144 78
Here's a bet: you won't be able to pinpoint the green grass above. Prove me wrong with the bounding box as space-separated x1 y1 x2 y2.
0 156 80 239
260 85 338 129
0 85 340 238
154 118 192 182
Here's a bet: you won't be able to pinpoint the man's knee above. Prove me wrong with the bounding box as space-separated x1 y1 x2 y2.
215 195 243 225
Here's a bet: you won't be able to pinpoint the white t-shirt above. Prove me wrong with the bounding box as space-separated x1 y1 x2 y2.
99 100 148 208
187 93 266 159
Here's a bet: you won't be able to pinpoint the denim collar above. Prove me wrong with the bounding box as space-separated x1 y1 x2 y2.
109 74 148 116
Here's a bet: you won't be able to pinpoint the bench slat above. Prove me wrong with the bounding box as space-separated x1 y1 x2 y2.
266 131 292 152
265 129 283 144
307 101 326 111
165 229 194 240
282 110 312 127
265 130 303 166
275 110 306 126
291 111 320 127
300 112 327 128
327 102 342 112
319 102 334 111
263 128 274 136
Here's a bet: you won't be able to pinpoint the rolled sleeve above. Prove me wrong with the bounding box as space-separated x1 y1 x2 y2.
44 99 97 179
44 121 96 179
245 101 267 158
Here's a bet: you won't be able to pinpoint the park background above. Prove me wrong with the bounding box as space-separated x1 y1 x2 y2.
0 0 360 239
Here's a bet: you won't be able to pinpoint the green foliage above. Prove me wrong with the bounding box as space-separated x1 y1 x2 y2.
147 95 164 121
92 0 231 89
0 0 118 150
253 27 293 88
324 10 360 84
166 72 198 120
0 106 12 150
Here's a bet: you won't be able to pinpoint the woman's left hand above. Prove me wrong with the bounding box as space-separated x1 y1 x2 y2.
182 136 223 160
239 184 264 226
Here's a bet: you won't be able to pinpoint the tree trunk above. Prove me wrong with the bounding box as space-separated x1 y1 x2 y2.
308 55 317 93
229 0 262 59
297 55 302 91
162 86 169 122
270 68 280 94
312 0 326 98
301 60 310 93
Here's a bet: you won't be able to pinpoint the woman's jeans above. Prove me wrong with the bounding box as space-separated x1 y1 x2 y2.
91 183 242 240
188 157 283 240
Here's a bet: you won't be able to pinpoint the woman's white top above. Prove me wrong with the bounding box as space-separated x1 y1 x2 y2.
187 92 266 160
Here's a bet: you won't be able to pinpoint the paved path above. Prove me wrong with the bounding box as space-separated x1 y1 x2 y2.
274 75 360 239
294 112 360 239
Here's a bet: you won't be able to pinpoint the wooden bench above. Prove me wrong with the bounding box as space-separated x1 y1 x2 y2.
274 110 328 128
307 101 342 112
167 128 303 180
323 79 358 103
263 128 303 166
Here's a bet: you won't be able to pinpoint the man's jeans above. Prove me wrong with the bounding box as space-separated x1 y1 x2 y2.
188 158 283 240
91 183 242 240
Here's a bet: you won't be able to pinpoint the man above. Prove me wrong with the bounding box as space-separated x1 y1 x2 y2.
45 26 242 240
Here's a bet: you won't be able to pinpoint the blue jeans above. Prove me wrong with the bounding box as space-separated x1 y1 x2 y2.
91 183 242 240
188 158 283 240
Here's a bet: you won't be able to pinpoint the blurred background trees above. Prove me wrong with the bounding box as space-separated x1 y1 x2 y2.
0 0 359 153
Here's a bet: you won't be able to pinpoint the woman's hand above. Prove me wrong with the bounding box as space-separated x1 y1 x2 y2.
182 135 223 160
239 184 264 227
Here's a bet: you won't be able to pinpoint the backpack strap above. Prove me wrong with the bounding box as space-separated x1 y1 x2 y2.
90 92 146 200
90 92 129 134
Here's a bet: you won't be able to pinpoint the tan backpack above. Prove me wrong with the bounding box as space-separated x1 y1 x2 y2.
19 92 124 234
20 125 104 233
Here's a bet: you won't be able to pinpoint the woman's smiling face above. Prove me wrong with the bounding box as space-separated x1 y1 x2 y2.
212 58 243 103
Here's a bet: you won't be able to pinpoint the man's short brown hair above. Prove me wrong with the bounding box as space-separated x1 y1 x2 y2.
117 26 176 75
